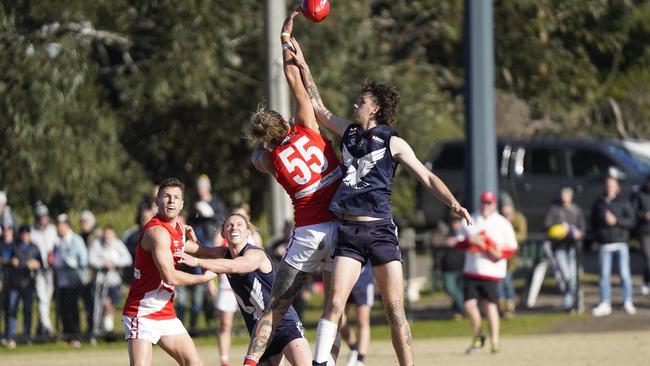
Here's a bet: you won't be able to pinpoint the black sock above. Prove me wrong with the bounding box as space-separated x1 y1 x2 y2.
357 354 365 362
350 343 358 351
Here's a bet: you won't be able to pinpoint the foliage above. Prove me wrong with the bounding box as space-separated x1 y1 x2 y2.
2 0 650 227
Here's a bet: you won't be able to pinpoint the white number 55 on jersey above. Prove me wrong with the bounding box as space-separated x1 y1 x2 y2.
279 135 328 185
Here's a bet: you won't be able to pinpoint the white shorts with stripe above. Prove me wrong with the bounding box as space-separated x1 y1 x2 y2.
123 316 187 344
282 221 338 273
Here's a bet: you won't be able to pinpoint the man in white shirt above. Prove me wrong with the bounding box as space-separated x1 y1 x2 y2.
455 192 517 354
30 201 58 336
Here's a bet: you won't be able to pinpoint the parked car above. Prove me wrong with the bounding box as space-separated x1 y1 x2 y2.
416 138 650 235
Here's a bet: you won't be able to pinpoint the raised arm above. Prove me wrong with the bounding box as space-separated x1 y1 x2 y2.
144 226 216 286
290 35 351 138
390 136 472 225
281 9 318 131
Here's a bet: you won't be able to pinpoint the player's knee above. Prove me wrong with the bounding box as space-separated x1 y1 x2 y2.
328 296 347 317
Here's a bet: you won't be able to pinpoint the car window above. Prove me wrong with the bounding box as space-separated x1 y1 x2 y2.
523 147 562 175
569 148 617 177
433 144 464 170
433 143 504 171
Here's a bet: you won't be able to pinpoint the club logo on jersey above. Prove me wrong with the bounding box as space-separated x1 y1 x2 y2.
233 277 265 320
341 145 386 190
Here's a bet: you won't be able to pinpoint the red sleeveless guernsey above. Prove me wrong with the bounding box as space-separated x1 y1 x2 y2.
123 216 185 320
269 125 342 227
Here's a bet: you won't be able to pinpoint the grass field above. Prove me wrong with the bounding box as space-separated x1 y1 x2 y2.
3 330 649 366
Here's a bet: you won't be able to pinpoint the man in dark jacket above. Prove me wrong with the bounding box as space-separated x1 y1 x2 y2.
632 174 650 295
5 225 42 348
544 187 586 311
590 177 636 317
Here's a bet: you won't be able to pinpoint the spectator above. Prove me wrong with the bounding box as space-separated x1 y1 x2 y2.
5 225 41 348
0 191 18 229
52 214 88 347
438 214 466 320
122 202 155 283
78 210 100 336
30 201 57 337
544 187 586 311
188 174 227 246
457 192 517 354
88 226 132 337
0 225 15 345
498 193 527 318
591 177 636 316
631 174 650 295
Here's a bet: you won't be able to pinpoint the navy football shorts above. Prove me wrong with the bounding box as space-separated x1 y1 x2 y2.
334 218 402 266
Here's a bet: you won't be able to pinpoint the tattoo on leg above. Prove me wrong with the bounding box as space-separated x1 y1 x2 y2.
268 264 311 316
387 300 412 346
251 319 273 354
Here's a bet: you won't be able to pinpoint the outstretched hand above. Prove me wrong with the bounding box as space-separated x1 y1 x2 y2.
452 203 473 226
178 252 199 267
290 36 307 69
282 8 301 35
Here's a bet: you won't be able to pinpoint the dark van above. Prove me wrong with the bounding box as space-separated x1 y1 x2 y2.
417 138 650 234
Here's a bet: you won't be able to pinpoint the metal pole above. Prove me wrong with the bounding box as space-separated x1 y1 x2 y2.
464 0 497 212
266 0 293 237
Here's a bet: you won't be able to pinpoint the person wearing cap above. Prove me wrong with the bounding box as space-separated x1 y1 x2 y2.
30 200 58 337
631 174 650 295
591 177 636 317
497 192 527 318
456 191 517 354
52 213 88 347
5 225 42 348
544 186 586 312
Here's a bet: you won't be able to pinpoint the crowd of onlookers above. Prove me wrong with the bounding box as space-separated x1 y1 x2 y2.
2 173 650 349
430 174 650 320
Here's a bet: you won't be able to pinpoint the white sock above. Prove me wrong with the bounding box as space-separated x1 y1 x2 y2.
103 314 114 332
314 319 338 363
328 331 341 365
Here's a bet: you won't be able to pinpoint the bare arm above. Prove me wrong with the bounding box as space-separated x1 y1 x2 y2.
391 136 472 225
291 36 351 138
281 10 319 131
143 227 216 287
181 249 270 275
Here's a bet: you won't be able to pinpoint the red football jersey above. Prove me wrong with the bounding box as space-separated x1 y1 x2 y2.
123 215 185 320
270 125 342 227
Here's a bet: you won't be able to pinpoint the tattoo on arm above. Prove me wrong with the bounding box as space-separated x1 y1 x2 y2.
300 67 324 109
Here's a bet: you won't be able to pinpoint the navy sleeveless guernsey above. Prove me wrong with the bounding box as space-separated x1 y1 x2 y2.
329 124 399 218
225 244 301 335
